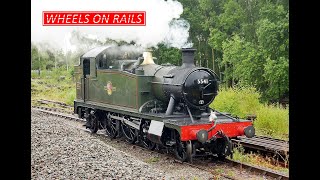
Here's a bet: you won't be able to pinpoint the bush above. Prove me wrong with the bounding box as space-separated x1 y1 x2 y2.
210 86 289 140
210 87 261 118
254 104 289 139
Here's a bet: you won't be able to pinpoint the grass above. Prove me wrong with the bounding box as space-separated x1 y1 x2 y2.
231 146 289 174
226 171 234 178
254 104 289 140
31 68 75 106
144 157 160 163
212 169 224 180
210 87 289 140
211 87 261 118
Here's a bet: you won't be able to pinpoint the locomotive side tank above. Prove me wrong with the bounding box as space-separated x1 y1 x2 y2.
73 46 255 162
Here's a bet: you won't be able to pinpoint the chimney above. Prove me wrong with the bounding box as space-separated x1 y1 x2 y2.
181 48 196 68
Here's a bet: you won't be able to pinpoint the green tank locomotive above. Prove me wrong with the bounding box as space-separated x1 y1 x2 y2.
74 46 255 162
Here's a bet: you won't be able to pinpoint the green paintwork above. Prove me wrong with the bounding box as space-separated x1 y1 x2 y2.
90 70 138 109
74 66 82 99
73 47 186 135
137 75 154 108
74 58 155 112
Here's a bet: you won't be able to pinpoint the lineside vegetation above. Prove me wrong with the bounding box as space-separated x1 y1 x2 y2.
210 87 288 140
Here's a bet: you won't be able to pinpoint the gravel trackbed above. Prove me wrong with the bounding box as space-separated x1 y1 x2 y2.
31 110 166 179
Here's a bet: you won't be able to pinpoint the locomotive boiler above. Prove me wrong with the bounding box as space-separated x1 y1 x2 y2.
73 46 255 162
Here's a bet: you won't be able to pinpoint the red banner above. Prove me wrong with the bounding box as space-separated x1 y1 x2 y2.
43 11 146 26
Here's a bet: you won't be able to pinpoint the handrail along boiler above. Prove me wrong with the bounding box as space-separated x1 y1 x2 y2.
73 46 255 162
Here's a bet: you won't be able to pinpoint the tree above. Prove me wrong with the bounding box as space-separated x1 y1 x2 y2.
256 2 289 101
222 34 265 89
151 43 181 66
31 43 40 70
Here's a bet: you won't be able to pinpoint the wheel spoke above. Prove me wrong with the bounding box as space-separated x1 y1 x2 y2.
106 114 117 139
175 132 187 162
111 124 116 131
130 129 135 138
122 122 136 144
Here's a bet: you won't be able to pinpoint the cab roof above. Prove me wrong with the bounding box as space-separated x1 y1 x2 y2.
81 46 112 58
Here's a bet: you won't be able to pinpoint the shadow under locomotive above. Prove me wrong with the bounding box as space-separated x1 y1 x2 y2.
74 46 255 162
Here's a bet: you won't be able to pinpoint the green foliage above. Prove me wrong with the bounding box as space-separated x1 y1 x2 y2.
255 3 289 100
31 69 76 106
210 86 288 139
210 86 261 118
221 34 266 97
219 0 246 34
232 146 248 162
263 56 288 100
65 88 76 106
199 0 289 101
232 145 288 173
255 104 289 139
31 42 69 71
209 28 227 51
151 44 181 66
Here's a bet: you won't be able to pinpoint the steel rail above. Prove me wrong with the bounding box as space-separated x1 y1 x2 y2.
32 106 289 180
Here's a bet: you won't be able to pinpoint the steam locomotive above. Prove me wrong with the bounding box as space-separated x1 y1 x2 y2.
73 46 255 162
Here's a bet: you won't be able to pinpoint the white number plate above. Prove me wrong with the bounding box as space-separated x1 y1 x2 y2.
197 79 209 84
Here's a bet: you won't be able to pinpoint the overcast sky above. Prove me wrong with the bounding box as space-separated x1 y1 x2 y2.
31 0 192 52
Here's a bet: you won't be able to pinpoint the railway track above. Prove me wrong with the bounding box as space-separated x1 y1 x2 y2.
232 136 289 163
33 99 290 164
35 99 73 109
232 136 288 154
32 105 289 180
36 99 289 159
